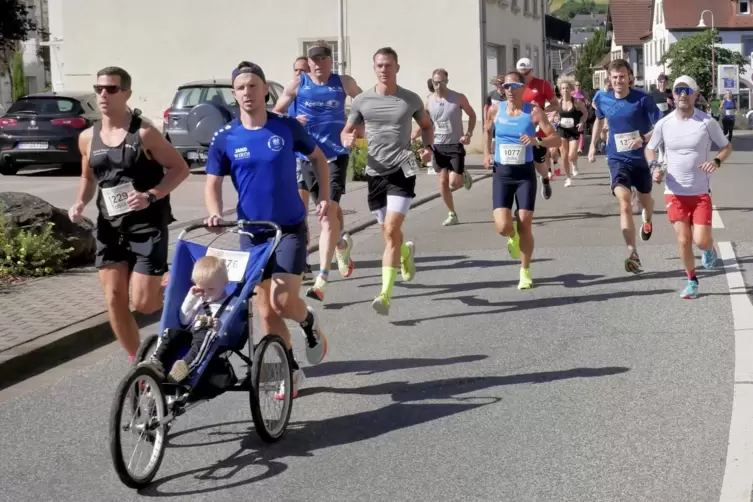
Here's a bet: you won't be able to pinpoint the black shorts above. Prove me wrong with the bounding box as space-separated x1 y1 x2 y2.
240 222 307 281
608 160 652 195
296 154 349 203
533 145 547 164
366 168 416 212
492 161 537 211
432 143 466 174
559 127 580 141
95 223 169 276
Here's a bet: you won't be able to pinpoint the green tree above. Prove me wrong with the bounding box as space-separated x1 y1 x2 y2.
10 51 25 100
554 0 608 21
574 28 608 94
0 0 37 73
660 30 747 97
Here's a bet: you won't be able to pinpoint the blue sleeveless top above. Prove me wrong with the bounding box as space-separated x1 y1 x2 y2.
294 73 348 160
493 102 535 164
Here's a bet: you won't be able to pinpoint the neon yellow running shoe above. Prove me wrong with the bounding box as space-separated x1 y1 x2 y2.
518 268 533 290
507 222 521 260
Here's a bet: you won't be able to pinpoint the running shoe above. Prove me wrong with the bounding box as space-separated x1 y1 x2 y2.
702 248 718 269
507 222 521 260
518 268 533 290
680 279 699 299
443 212 459 226
463 171 473 190
306 275 328 301
640 210 653 241
401 241 416 282
274 368 306 400
624 252 643 274
335 233 355 278
541 179 552 200
564 177 573 187
300 306 327 365
572 164 579 177
371 293 391 316
554 168 562 177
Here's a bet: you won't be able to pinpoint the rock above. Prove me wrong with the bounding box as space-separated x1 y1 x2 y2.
0 192 95 265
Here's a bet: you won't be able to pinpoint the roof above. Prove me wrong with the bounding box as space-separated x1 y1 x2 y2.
608 0 653 46
23 91 94 99
570 32 593 45
662 0 753 30
570 13 607 28
178 78 282 88
591 53 612 70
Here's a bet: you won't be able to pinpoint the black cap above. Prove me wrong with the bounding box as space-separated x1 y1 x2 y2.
231 62 266 84
307 45 332 58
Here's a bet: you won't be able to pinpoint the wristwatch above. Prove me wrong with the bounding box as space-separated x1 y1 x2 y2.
713 157 722 167
146 192 158 205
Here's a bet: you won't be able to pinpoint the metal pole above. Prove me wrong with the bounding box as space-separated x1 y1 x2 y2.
337 0 345 74
711 14 716 96
479 0 488 111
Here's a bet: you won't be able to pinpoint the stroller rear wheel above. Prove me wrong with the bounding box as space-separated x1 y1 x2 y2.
109 364 169 488
134 333 160 365
249 334 293 443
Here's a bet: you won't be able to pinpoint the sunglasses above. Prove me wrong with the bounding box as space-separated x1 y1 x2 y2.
93 85 123 95
502 82 525 90
673 86 694 96
432 80 446 86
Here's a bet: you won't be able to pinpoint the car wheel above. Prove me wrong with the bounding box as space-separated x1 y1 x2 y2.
187 103 232 147
0 164 20 176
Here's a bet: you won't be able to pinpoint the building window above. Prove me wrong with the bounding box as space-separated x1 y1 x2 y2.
740 0 750 15
301 39 341 65
513 44 520 64
499 45 508 74
525 45 532 59
533 47 539 74
533 0 538 15
524 0 531 13
511 0 519 10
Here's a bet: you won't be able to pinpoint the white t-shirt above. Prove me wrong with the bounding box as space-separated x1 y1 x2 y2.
647 108 729 196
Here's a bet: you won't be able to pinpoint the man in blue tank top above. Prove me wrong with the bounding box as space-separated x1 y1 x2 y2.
588 59 662 274
205 61 331 399
274 42 363 303
483 70 560 290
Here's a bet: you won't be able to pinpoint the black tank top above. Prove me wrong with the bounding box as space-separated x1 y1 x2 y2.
558 100 582 130
89 115 169 231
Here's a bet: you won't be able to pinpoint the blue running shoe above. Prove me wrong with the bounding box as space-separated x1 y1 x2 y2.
680 280 699 299
701 248 718 270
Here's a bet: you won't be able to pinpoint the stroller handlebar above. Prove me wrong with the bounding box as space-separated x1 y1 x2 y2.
178 220 283 241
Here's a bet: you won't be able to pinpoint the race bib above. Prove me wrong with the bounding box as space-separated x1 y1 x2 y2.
402 156 419 178
498 144 526 165
560 117 575 128
101 182 134 217
657 103 668 112
614 131 641 153
726 109 735 116
434 121 450 134
205 248 250 282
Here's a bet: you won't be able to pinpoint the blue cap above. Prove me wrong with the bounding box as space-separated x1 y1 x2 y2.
231 62 266 85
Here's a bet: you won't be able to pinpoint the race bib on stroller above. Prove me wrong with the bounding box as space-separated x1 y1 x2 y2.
560 117 575 128
498 144 525 165
402 156 419 177
101 182 134 217
614 131 641 152
657 103 668 112
206 248 250 282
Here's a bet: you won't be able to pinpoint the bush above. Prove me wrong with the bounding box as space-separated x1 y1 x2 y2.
0 210 72 278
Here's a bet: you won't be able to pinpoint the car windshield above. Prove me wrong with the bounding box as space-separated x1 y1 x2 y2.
8 98 83 114
173 86 238 109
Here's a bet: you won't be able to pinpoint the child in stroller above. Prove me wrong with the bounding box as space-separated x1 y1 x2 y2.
149 255 233 383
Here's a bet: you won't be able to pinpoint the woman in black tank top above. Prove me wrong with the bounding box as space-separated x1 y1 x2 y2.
556 76 589 187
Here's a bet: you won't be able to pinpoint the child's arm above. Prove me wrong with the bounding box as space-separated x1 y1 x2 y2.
179 288 204 326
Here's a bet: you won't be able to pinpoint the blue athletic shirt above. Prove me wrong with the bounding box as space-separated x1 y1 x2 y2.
205 113 315 226
594 88 662 168
295 73 348 160
493 102 536 164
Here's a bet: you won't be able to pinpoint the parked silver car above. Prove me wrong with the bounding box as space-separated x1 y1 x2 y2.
162 79 284 164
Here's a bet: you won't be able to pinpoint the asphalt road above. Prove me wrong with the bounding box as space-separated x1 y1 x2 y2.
1 151 751 502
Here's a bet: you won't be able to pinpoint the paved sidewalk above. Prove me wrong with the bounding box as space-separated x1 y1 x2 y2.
0 157 489 385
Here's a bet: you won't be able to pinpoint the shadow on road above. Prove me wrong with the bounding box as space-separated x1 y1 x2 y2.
141 365 629 497
302 354 488 378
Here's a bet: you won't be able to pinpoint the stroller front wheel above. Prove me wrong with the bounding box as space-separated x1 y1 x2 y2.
249 334 293 443
109 364 169 488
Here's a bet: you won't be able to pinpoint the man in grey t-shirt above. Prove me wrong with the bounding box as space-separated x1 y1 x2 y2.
341 46 434 316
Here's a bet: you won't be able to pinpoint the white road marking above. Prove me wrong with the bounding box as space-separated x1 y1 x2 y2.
713 205 725 229
718 241 753 501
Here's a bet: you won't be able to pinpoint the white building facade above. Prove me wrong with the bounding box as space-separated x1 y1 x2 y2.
48 0 547 150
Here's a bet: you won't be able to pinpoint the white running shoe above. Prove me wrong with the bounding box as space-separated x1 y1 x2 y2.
274 368 306 400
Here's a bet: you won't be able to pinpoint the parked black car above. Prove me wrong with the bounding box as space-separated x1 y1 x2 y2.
163 79 284 165
0 91 100 175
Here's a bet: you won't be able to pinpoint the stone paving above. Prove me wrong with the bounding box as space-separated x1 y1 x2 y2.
0 161 487 354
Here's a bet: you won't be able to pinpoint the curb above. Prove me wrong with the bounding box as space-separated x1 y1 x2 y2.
0 170 492 390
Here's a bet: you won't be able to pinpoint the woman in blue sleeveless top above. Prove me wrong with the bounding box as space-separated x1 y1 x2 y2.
720 90 737 141
483 71 560 290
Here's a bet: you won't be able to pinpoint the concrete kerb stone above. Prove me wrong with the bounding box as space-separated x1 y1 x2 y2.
0 170 492 389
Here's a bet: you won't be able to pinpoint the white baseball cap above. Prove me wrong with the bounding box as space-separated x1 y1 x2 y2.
516 58 533 71
673 75 699 90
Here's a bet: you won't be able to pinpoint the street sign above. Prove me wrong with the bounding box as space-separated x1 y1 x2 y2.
718 64 739 95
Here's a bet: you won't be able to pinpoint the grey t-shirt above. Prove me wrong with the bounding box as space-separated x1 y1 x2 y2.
347 86 426 176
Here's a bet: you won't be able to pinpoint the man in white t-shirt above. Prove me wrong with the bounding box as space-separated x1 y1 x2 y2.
645 75 732 299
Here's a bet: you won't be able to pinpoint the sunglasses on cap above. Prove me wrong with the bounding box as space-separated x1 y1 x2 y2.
93 85 123 95
502 82 525 90
673 86 694 96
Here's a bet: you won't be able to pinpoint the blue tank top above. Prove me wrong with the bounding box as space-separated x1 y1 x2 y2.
295 73 348 159
493 102 535 165
723 98 735 109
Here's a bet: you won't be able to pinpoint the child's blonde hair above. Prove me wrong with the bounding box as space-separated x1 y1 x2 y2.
192 256 228 285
